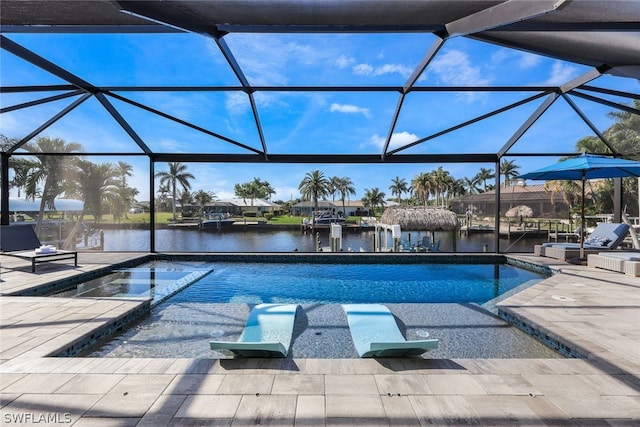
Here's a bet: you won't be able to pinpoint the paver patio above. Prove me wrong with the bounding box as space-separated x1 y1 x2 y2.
0 252 639 425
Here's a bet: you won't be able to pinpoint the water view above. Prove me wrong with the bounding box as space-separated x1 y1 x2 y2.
100 227 548 252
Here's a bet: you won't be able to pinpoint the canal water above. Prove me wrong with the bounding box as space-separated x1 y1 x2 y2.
98 227 548 252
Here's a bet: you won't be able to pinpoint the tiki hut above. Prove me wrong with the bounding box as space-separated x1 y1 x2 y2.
380 207 461 252
380 206 461 231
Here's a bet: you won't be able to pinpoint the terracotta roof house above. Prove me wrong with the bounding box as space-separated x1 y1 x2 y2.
454 183 570 218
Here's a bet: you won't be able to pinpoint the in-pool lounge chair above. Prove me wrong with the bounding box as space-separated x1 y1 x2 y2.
342 304 439 358
588 251 640 276
210 303 299 357
0 224 77 272
534 222 630 261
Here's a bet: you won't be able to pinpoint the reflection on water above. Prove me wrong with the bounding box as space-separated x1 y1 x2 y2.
100 228 548 252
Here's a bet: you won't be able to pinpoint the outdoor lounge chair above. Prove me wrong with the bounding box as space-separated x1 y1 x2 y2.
534 222 630 261
210 303 299 357
342 304 438 357
0 224 77 272
588 251 640 277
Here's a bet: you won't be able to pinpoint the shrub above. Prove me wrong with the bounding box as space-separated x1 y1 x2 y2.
264 212 274 221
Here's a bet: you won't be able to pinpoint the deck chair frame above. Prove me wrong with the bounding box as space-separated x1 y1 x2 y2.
1 224 77 272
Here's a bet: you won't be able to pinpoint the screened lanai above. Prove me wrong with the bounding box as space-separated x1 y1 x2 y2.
1 0 639 252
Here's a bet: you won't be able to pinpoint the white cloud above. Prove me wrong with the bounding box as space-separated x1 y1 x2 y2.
429 50 491 86
226 34 319 85
369 131 418 151
336 54 355 69
517 52 541 69
353 63 374 75
157 138 185 152
490 49 540 70
225 92 250 115
542 61 578 85
353 62 413 78
330 103 371 118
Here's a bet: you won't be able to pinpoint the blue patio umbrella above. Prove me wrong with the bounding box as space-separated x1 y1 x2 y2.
517 154 640 258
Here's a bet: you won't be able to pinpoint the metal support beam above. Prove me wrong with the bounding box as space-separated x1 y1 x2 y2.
561 94 619 155
613 178 623 223
494 159 501 253
95 93 152 154
569 91 640 116
497 92 559 157
1 153 9 226
151 153 498 164
9 93 93 154
149 157 155 253
559 66 607 94
1 90 85 114
403 37 444 93
107 92 262 155
445 0 571 38
0 35 97 93
215 37 251 88
580 85 640 101
248 93 269 160
389 92 548 155
382 37 445 159
381 93 405 159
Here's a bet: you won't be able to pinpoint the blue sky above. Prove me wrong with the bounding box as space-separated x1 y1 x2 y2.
1 31 638 202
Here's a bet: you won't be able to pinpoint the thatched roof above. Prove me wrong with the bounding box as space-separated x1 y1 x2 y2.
380 207 460 231
505 205 534 218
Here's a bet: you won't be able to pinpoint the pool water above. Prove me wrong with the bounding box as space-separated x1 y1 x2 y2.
170 262 544 304
79 260 561 359
53 262 214 307
55 261 544 305
90 303 562 359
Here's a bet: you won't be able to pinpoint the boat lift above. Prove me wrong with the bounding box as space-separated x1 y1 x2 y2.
374 223 401 252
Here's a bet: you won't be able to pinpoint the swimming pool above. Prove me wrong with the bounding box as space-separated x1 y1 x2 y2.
55 260 544 305
73 258 561 359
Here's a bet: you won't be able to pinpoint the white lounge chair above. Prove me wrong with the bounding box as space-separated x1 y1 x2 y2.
534 223 630 261
210 303 299 357
588 252 640 277
342 304 438 357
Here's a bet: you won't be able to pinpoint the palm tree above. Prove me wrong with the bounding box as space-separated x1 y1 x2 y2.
500 159 520 187
156 183 171 211
389 176 408 205
257 179 276 201
411 172 432 206
462 177 480 195
62 160 119 249
194 189 215 217
298 170 330 225
432 167 453 207
475 167 494 192
362 187 386 216
155 162 195 221
23 136 83 235
544 179 583 220
451 178 468 199
115 161 134 219
574 101 640 216
179 189 194 215
335 176 356 218
329 176 342 202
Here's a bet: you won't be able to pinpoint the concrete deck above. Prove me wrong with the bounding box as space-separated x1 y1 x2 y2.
1 252 639 426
